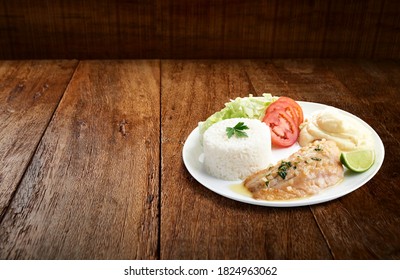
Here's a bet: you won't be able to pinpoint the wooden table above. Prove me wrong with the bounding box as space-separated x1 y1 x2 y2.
0 59 399 260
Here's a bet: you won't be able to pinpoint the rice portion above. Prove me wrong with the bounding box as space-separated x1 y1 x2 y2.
203 118 271 181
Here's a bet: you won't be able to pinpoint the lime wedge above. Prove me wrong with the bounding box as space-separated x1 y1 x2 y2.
340 149 375 173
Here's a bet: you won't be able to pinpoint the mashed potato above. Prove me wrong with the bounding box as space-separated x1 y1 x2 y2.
299 108 374 152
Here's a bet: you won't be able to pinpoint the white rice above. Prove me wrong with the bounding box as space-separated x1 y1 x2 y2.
203 118 272 181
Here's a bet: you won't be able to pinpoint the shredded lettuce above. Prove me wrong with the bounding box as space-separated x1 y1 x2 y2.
198 93 278 135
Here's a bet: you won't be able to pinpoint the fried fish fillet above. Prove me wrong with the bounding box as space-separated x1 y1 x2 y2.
244 139 344 200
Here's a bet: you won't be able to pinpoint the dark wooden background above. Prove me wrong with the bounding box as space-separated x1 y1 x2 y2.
1 0 399 59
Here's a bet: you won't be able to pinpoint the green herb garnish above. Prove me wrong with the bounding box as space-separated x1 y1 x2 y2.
278 170 287 179
311 157 322 161
280 161 292 169
226 122 249 139
314 145 323 151
277 161 292 179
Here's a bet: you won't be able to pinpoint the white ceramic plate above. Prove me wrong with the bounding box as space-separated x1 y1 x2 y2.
182 102 385 207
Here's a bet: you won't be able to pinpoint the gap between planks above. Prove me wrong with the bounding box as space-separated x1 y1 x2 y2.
0 61 80 223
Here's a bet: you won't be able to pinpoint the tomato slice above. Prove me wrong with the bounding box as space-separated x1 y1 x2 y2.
274 97 304 125
265 100 300 126
262 109 299 147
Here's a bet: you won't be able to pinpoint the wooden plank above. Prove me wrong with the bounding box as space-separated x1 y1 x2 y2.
246 59 400 259
0 60 160 259
0 60 78 218
310 60 400 259
243 59 363 106
160 60 332 259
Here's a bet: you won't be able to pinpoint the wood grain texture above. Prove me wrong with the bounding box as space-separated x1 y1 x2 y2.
242 59 400 259
0 60 160 259
1 0 399 59
0 60 78 218
0 59 399 260
310 60 400 259
160 60 332 259
0 0 159 59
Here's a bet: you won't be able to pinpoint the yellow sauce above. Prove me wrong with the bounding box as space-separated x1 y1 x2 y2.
230 183 253 197
231 177 344 201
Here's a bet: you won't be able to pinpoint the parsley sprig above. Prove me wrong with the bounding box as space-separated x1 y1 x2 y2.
226 122 249 139
277 161 292 179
